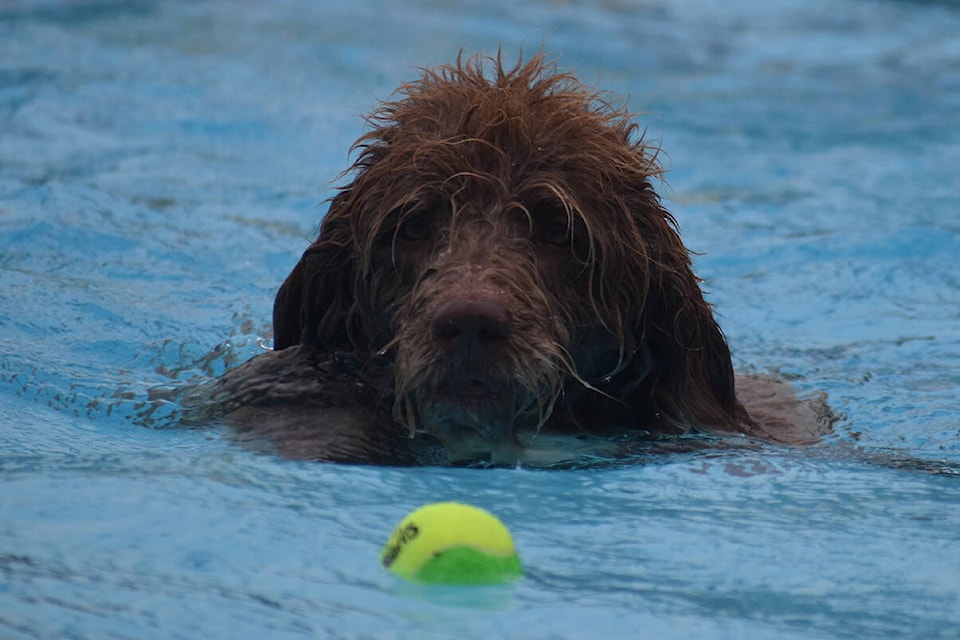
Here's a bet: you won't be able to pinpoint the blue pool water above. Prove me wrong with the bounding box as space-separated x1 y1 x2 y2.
1 0 959 637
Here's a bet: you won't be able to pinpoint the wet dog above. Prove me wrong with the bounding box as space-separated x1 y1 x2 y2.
187 53 830 465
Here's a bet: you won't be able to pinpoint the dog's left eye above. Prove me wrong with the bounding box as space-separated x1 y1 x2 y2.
399 216 430 242
541 218 571 245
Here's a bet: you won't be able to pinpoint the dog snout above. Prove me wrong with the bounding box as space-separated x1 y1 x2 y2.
430 297 511 360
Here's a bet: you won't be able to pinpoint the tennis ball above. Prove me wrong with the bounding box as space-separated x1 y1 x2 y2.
380 502 523 585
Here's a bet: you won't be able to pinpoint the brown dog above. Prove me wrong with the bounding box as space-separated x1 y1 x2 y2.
197 53 829 465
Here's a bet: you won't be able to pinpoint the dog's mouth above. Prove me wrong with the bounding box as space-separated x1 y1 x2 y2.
404 375 531 461
434 376 505 403
421 374 518 427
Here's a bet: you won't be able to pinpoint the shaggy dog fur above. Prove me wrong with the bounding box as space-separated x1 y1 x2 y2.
192 53 829 465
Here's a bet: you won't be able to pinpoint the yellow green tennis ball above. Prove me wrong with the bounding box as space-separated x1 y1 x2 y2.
380 502 523 584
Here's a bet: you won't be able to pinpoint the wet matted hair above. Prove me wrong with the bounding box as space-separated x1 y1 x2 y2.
272 52 753 454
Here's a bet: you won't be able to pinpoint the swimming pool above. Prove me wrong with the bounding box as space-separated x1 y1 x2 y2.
1 0 958 637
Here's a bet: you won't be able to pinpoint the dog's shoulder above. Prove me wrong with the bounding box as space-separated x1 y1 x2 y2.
176 345 434 463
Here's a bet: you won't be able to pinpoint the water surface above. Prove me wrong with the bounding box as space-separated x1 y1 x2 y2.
1 0 958 638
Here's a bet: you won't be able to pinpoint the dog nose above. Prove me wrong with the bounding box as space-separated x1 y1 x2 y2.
431 298 511 358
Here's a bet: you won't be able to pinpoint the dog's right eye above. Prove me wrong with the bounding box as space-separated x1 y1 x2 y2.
398 216 430 242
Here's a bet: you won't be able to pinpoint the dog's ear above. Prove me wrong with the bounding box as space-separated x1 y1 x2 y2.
273 194 361 352
623 189 745 428
272 254 308 351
